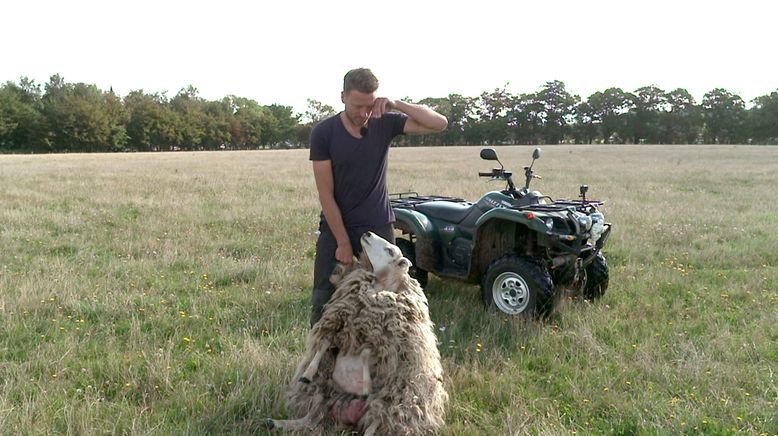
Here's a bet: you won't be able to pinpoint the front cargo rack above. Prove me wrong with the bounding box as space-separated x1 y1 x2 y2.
513 199 605 212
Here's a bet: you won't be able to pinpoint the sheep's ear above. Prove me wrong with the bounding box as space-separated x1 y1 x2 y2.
397 257 412 269
329 264 346 284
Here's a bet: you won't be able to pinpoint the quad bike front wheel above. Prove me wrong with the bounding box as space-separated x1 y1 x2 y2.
581 253 609 299
395 238 429 289
481 255 554 317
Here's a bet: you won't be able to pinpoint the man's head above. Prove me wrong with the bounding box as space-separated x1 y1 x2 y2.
341 68 379 128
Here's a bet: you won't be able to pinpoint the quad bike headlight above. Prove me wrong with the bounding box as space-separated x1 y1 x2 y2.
590 212 605 244
545 218 554 229
577 215 592 231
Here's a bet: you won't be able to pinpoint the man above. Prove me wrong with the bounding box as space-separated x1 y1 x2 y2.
309 67 447 326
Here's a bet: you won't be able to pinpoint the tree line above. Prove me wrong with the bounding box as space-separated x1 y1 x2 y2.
1 75 776 153
0 75 301 153
402 81 778 147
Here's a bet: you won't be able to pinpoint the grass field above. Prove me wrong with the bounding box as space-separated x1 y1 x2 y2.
1 145 776 435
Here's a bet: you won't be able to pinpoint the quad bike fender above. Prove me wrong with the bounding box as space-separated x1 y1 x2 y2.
393 208 436 238
474 208 550 234
467 209 554 282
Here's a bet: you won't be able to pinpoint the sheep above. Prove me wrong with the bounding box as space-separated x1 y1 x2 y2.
267 231 448 435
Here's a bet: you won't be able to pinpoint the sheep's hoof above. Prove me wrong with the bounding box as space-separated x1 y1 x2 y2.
299 376 311 384
264 419 275 429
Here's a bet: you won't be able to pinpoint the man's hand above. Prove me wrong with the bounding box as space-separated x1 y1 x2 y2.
335 243 354 265
370 97 395 119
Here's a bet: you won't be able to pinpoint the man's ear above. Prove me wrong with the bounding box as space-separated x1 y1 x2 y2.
341 91 346 103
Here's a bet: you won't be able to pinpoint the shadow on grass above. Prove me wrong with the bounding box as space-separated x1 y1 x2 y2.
424 277 545 364
193 379 287 435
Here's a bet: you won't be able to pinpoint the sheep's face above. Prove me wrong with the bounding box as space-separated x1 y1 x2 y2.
360 232 411 276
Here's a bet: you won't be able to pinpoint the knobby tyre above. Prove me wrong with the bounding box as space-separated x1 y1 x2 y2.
481 255 554 317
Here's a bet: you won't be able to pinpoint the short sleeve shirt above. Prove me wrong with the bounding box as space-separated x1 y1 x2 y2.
309 112 407 228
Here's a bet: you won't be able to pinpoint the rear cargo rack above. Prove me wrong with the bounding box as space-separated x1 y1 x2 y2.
390 192 467 209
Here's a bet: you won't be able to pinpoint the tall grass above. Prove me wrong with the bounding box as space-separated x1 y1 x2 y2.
1 145 776 434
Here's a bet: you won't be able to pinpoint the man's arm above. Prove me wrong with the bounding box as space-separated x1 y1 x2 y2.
371 98 448 134
312 160 354 265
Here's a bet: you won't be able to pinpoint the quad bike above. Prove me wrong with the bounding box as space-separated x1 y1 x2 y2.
391 147 612 317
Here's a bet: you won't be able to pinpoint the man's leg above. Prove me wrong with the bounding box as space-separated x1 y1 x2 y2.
310 222 337 328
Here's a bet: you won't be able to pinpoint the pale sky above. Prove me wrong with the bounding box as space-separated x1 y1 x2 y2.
3 0 776 114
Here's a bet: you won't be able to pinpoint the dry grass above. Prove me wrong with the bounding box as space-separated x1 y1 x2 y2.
1 145 777 434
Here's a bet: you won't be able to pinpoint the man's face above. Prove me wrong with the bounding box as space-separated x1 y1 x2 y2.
341 89 376 128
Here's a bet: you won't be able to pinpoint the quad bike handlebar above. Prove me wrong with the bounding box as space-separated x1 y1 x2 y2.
478 168 514 178
479 168 517 193
479 148 544 196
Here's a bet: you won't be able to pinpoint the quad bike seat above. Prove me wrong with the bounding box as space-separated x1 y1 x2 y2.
414 201 474 224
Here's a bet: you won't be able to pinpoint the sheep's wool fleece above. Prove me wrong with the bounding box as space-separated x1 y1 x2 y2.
287 260 448 434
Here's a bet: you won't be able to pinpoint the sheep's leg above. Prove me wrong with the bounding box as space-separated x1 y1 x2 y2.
266 393 324 431
265 410 315 431
363 420 380 436
299 339 330 384
360 348 372 399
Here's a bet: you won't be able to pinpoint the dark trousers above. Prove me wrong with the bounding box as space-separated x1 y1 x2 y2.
310 220 395 327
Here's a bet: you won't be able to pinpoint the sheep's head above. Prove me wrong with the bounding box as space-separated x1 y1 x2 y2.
360 232 411 277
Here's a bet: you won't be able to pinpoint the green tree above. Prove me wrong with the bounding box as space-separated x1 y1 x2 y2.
297 99 336 147
0 78 47 151
443 94 477 145
228 96 271 148
170 86 207 150
587 88 636 143
509 93 545 145
201 98 232 150
534 80 580 144
263 104 299 148
702 88 746 144
300 99 336 125
471 86 513 145
662 88 702 144
572 100 598 144
748 90 778 144
125 90 179 151
42 75 124 152
103 88 129 151
632 85 667 144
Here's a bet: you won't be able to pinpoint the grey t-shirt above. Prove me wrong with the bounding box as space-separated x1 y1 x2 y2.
309 112 407 228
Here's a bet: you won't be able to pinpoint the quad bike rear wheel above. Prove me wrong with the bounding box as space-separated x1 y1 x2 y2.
396 238 429 289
